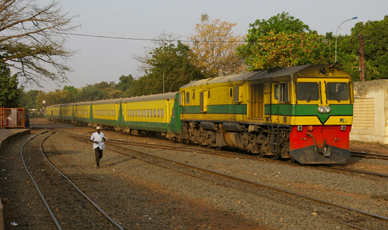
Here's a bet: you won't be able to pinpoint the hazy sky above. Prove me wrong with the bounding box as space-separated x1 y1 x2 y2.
27 0 388 92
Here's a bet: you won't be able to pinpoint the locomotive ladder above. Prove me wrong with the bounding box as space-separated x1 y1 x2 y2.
270 124 280 154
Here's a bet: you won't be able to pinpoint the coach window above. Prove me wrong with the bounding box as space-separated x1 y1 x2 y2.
157 109 160 117
208 90 210 99
161 109 164 118
147 109 149 117
154 109 156 117
229 88 233 98
186 92 190 104
192 92 195 100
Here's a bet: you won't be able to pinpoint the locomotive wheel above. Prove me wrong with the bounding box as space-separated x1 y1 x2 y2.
287 158 295 163
271 153 279 160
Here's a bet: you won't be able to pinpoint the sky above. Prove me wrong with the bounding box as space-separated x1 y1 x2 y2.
26 0 388 92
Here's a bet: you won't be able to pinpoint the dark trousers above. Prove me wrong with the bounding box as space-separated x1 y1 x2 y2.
95 147 103 167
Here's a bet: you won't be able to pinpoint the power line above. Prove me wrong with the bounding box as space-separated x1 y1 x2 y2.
60 32 246 43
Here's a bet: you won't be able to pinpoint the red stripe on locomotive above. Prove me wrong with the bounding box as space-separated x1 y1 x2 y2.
289 125 351 151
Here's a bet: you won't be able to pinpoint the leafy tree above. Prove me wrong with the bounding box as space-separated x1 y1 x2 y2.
0 63 21 107
130 41 206 96
117 74 134 92
246 31 331 70
237 12 314 67
19 90 41 111
0 0 77 86
94 81 110 90
79 84 109 101
188 15 246 77
338 16 388 80
63 85 79 95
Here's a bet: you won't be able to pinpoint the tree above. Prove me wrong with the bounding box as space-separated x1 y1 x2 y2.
130 41 206 96
117 74 134 92
188 15 246 77
0 0 77 86
19 89 41 111
0 63 21 107
78 84 109 101
339 16 388 80
245 31 331 70
236 13 333 70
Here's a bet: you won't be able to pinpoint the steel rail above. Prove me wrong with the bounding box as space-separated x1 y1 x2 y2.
41 132 125 230
21 130 62 230
68 133 388 179
100 141 388 229
319 165 388 178
351 151 388 160
66 132 388 229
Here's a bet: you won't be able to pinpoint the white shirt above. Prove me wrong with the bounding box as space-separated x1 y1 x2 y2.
91 131 106 150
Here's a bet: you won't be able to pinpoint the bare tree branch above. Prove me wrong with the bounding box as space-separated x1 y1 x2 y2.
0 0 78 86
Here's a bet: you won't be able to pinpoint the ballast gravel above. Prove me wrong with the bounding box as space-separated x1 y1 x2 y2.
1 121 387 229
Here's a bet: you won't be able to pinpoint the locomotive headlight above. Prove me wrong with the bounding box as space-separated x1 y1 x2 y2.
297 125 303 131
341 125 346 131
318 106 331 113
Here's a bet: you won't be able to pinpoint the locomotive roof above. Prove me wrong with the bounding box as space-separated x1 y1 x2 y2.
180 65 317 89
121 92 177 103
248 65 310 81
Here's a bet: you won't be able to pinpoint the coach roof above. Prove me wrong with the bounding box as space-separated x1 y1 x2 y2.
121 92 177 103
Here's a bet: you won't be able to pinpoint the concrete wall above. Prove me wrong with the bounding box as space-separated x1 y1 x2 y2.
350 79 388 143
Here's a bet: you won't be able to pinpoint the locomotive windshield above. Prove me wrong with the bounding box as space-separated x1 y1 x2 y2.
296 82 319 101
326 82 349 101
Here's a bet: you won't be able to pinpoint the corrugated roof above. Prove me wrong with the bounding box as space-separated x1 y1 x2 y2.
180 71 266 88
121 92 177 103
247 65 310 81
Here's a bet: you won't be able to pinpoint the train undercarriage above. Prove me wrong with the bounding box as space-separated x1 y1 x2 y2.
171 121 351 165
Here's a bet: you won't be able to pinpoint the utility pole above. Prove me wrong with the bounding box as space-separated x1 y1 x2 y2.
359 34 365 82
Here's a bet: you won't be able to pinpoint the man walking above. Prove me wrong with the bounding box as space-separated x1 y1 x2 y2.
90 126 106 168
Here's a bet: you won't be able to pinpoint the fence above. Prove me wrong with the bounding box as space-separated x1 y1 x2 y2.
0 107 25 128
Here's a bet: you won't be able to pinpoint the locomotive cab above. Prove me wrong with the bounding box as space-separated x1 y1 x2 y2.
289 68 353 164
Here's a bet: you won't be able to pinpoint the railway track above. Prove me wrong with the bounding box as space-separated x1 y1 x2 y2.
65 132 388 179
351 151 388 160
66 132 388 229
21 131 125 229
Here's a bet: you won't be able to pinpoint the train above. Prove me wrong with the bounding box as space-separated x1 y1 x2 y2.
46 64 353 164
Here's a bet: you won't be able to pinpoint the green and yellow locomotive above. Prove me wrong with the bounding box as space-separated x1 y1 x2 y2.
178 64 353 164
46 64 353 164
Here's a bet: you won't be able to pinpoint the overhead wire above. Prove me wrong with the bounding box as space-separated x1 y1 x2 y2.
59 32 247 43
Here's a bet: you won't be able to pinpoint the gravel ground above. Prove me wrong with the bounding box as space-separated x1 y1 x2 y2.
1 119 387 229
